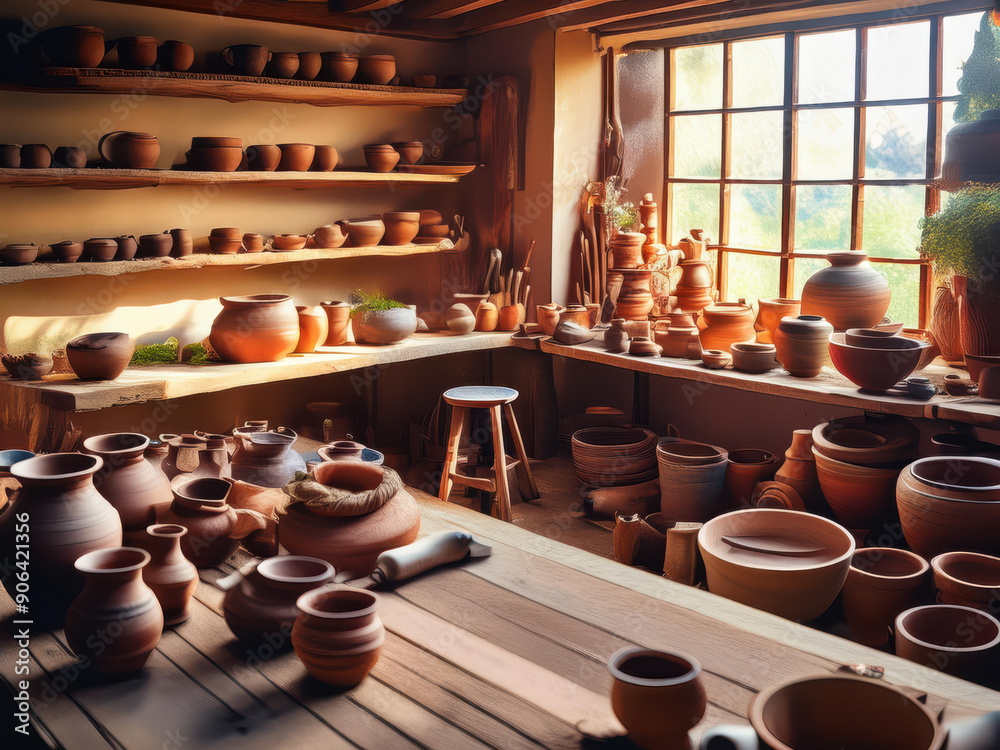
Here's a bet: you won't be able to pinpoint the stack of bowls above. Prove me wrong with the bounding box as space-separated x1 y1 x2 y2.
828 329 930 391
570 427 658 488
656 439 728 522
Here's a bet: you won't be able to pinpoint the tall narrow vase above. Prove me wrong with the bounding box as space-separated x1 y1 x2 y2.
141 524 199 626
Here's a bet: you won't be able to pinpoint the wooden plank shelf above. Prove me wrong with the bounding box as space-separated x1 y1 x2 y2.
0 68 468 108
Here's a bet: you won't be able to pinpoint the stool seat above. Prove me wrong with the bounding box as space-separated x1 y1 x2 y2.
443 386 519 408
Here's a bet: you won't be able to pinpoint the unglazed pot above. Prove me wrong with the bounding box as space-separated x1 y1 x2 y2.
773 429 824 513
85 238 118 262
66 332 134 380
210 294 300 363
19 144 51 169
98 131 160 169
609 232 645 269
115 36 158 69
356 54 396 85
615 269 655 320
345 218 385 246
40 25 107 67
53 146 87 168
277 143 315 171
139 232 172 258
953 275 1000 357
842 547 930 647
320 301 351 345
222 44 271 76
654 322 700 359
294 306 329 353
246 144 280 171
755 298 801 344
895 604 1000 680
292 586 385 686
297 52 322 81
140 524 198 626
828 333 928 391
230 426 307 488
168 228 193 257
729 343 778 373
267 51 299 79
319 51 358 82
382 211 420 245
222 555 336 646
724 449 780 511
157 40 194 72
812 448 901 535
605 318 630 353
363 144 400 172
352 305 418 345
0 244 38 265
65 547 163 674
607 646 706 750
313 223 347 248
558 305 591 329
698 301 755 351
773 315 833 377
475 302 499 331
51 240 84 263
801 251 891 331
931 551 1000 610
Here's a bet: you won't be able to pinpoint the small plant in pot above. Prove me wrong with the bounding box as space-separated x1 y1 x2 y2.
350 290 417 345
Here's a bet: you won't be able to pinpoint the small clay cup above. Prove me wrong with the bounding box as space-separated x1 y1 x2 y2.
222 44 271 77
84 238 119 262
139 233 173 258
51 240 84 263
277 143 316 172
311 145 339 172
114 234 138 261
356 54 395 85
0 244 39 266
168 228 193 257
53 146 87 168
246 144 281 171
242 233 264 253
0 144 20 168
115 36 158 69
391 141 424 164
319 51 357 82
19 144 52 169
158 40 194 72
363 144 399 173
297 52 322 81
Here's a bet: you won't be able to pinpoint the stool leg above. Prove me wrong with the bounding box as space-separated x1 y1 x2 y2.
438 405 466 503
489 405 513 522
504 402 540 500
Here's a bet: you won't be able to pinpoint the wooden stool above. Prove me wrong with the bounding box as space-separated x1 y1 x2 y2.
438 385 539 522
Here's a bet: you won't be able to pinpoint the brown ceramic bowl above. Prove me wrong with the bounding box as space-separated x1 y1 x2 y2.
729 342 778 373
811 414 919 468
895 604 1000 679
116 36 158 69
20 144 52 169
356 54 395 85
418 209 443 225
40 25 107 68
700 349 731 369
84 238 118 262
272 234 308 251
210 227 242 240
267 52 299 79
828 333 928 391
319 51 358 82
0 244 39 265
381 211 420 246
277 143 316 172
242 233 264 253
0 144 20 168
53 146 88 168
843 327 899 345
812 448 901 532
208 236 242 255
391 141 424 164
965 353 1000 382
363 145 399 173
420 223 450 238
138 233 172 258
313 224 347 249
411 74 436 88
246 144 281 171
345 218 385 247
157 40 194 72
50 240 84 263
1 353 54 380
311 145 339 172
187 140 243 172
931 551 1000 610
297 52 321 81
66 332 134 380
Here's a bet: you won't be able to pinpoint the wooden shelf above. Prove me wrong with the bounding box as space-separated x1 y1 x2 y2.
0 68 468 107
0 167 473 190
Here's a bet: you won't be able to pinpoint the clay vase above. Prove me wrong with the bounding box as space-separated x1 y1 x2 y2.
929 285 963 363
673 260 715 314
66 332 134 380
607 646 706 750
98 131 160 169
801 252 891 331
615 269 655 321
1 453 122 620
158 433 230 481
140 524 198 626
954 275 1000 357
230 426 307 488
294 306 329 354
610 232 645 269
605 319 630 353
754 298 801 344
445 303 476 334
352 306 418 345
292 586 385 687
537 304 563 336
222 555 336 646
724 449 780 511
773 429 825 513
321 300 351 346
210 294 300 363
65 547 163 674
82 432 173 543
698 301 755 351
773 315 834 377
841 547 930 648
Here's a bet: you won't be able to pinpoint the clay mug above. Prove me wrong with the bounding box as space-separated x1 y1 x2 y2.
157 40 194 72
53 146 87 168
19 144 52 169
222 44 271 76
98 131 160 169
114 36 158 68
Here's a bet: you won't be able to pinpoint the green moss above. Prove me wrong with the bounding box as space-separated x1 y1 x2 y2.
920 184 1000 296
130 337 211 366
349 289 406 318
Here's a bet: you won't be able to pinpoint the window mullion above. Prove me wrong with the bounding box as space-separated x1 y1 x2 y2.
851 26 866 252
781 31 796 298
718 41 733 300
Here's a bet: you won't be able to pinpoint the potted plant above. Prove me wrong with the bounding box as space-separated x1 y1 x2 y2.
349 290 417 345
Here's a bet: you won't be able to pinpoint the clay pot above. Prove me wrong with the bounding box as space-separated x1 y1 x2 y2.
811 414 919 468
382 211 420 245
654 322 700 359
246 144 281 171
158 433 230 481
267 51 299 78
421 223 450 238
65 547 163 674
755 298 801 344
698 508 855 621
842 547 930 647
698 301 755 351
557 305 590 329
188 136 243 172
930 286 963 363
605 319 630 353
66 332 134 380
392 141 424 164
954 275 1000 357
609 232 645 269
895 604 1000 679
356 54 396 85
273 233 308 251
313 223 347 248
209 236 242 254
85 238 119 262
615 269 655 320
725 449 780 511
572 427 658 487
363 144 399 172
345 218 385 246
139 232 172 258
445 303 476 334
222 555 336 646
140 524 198 626
729 342 778 373
317 440 365 463
222 44 271 76
536 304 563 336
53 146 87 168
158 476 258 568
321 301 351 345
829 333 929 391
474 302 499 332
98 131 160 169
292 586 385 686
0 144 19 168
628 337 660 357
311 145 339 172
319 51 358 82
773 429 824 513
157 40 194 72
674 260 715 314
352 305 418 345
19 144 51 169
657 440 729 522
801 251 891 331
0 243 38 265
966 352 1000 382
113 234 138 261
40 25 107 67
812 449 901 534
297 51 321 80
1 353 52 379
82 432 173 541
773 315 834 377
210 294 300 363
607 647 706 750
294 306 329 353
931 551 1000 611
230 426 307 488
167 228 193 257
115 36 158 69
276 143 315 172
497 305 520 332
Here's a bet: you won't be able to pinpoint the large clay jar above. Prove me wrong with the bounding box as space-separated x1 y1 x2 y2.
83 432 173 543
773 315 834 377
754 298 801 344
222 555 336 646
698 301 755 351
841 547 930 648
609 232 645 269
230 426 307 488
210 294 300 363
1 453 122 620
97 131 160 170
320 300 351 346
158 433 230 480
607 646 706 750
292 586 385 687
352 305 418 345
65 547 163 674
773 429 825 513
278 462 420 578
615 269 655 320
140 524 198 627
954 275 1000 356
293 306 329 354
929 285 963 363
66 332 134 380
801 251 891 331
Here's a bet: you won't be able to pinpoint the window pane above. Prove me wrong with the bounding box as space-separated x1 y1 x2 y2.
731 37 785 108
797 29 856 104
944 11 987 97
730 111 783 179
866 22 930 101
724 253 780 303
862 185 925 259
672 115 722 178
943 100 958 138
879 262 921 328
793 257 829 300
797 108 854 180
865 105 928 179
672 44 723 111
730 184 782 251
795 185 852 251
670 183 719 244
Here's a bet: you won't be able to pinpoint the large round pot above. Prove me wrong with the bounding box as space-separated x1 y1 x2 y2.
320 300 351 346
98 131 160 169
230 426 306 488
345 218 385 246
66 332 134 380
294 306 329 354
841 547 930 647
210 294 300 363
895 604 1000 680
800 251 891 331
609 232 645 269
40 26 107 67
954 275 1000 357
698 301 755 352
773 315 833 377
351 305 418 345
754 298 801 344
812 448 901 534
931 551 1000 611
614 269 654 321
140 523 198 627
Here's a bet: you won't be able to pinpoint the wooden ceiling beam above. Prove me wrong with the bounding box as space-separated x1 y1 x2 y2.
340 0 406 12
448 0 637 36
406 0 508 21
555 0 735 34
593 0 853 35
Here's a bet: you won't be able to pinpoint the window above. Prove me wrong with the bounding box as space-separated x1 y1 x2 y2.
651 7 990 327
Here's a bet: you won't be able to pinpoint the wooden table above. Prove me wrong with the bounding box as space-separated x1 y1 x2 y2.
2 487 998 749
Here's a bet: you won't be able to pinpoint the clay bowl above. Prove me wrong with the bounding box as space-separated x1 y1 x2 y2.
208 236 243 255
965 353 1000 382
843 327 900 346
811 414 919 468
828 333 928 391
748 674 945 750
895 604 1000 679
420 223 450 238
391 141 424 164
943 374 978 397
242 233 264 253
157 40 194 72
211 227 242 240
267 52 299 79
66 332 134 380
319 51 358 82
277 143 316 172
842 547 930 647
273 234 308 251
381 211 420 246
138 233 172 258
313 224 347 249
411 75 436 88
51 241 84 264
40 26 107 67
363 145 400 173
187 141 243 172
730 342 778 373
345 219 385 247
84 238 118 262
698 508 855 621
418 209 443 225
812 448 900 532
1 353 53 380
116 36 158 69
356 54 396 85
20 144 51 169
0 244 38 265
931 551 1000 610
246 145 281 171
311 145 339 172
297 52 322 81
701 349 731 369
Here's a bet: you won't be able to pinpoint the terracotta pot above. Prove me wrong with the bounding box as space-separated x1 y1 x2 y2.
0 243 38 265
319 51 358 82
445 303 476 334
930 285 963 363
345 218 385 246
607 647 706 750
66 332 133 380
895 604 1000 679
210 294 299 363
605 319 630 353
231 426 306 488
363 144 399 172
628 336 660 357
829 333 928 391
212 226 241 240
954 275 1000 357
84 238 118 262
50 240 83 263
40 25 107 67
277 143 315 172
725 449 780 511
294 306 329 353
53 146 87 168
313 223 348 248
292 586 385 686
965 352 1000 382
931 551 1000 611
558 305 591 329
296 52 321 81
496 305 520 332
352 305 418 345
812 448 901 534
98 131 160 169
356 54 396 85
392 141 424 164
755 298 801 344
139 232 172 258
222 555 336 646
158 433 230 481
140 524 198 626
320 301 351 345
209 236 242 254
246 145 280 171
773 315 833 377
20 144 51 169
158 476 253 567
729 342 778 373
773 429 824 514
674 262 715 314
657 441 729 522
382 211 420 245
311 145 339 172
273 233 307 251
267 51 299 78
83 432 173 541
0 144 19 168
615 269 655 321
222 44 271 76
698 301 755 351
801 251 891 331
65 547 163 673
609 232 645 269
188 136 244 172
572 427 658 487
475 301 499 332
811 414 919 468
110 234 137 261
421 223 450 238
115 36 158 68
842 547 930 647
157 40 194 72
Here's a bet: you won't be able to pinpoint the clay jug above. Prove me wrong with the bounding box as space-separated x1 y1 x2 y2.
83 432 173 543
320 300 351 346
773 429 825 513
65 547 163 674
929 285 963 363
773 315 834 377
209 294 300 363
140 523 199 626
698 300 755 351
605 318 630 353
801 251 891 331
159 433 230 480
230 426 306 488
294 306 329 354
610 232 645 269
842 547 930 648
755 298 801 344
616 269 655 320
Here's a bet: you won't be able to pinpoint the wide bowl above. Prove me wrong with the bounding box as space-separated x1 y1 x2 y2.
895 604 1000 679
391 141 424 164
345 219 385 247
381 211 420 246
828 333 928 391
277 143 316 172
729 342 778 373
273 234 308 251
208 236 242 255
931 551 1000 610
420 223 450 238
0 244 39 265
356 54 395 85
187 145 243 172
811 414 919 468
698 508 855 621
363 145 400 173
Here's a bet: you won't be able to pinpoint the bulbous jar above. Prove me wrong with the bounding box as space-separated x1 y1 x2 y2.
209 294 300 363
158 477 241 568
801 251 891 331
230 425 306 488
698 301 755 351
615 270 655 320
773 315 834 377
754 298 801 344
140 524 199 626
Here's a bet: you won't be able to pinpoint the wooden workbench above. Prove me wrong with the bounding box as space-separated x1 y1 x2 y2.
2 488 997 749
